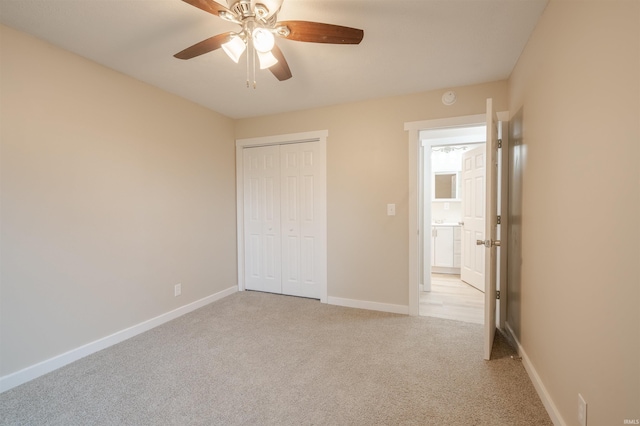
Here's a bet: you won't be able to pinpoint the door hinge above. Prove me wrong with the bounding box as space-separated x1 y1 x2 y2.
496 290 501 300
497 215 501 225
497 139 503 149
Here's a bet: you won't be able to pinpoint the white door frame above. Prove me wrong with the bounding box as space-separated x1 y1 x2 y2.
236 130 328 303
405 113 508 317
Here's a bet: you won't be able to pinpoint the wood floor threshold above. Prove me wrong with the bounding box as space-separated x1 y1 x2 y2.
420 274 484 325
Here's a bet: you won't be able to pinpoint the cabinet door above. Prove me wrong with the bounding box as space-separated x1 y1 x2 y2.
433 226 454 267
453 226 462 268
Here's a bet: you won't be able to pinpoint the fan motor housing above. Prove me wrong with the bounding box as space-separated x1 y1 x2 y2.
227 0 280 23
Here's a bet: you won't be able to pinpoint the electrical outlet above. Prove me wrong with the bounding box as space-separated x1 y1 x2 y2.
174 283 182 297
578 393 587 426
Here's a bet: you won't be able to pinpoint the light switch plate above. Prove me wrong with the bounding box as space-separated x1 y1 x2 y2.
387 204 396 216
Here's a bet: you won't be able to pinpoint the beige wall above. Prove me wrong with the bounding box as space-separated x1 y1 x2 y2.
507 1 639 425
0 25 237 376
235 82 508 305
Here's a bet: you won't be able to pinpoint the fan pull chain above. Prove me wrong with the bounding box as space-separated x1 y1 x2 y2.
245 42 257 89
252 44 257 89
246 45 249 88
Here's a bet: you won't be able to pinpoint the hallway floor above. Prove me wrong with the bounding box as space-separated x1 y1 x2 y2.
420 273 484 324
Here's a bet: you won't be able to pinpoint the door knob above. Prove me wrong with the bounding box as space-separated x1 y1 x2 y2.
458 221 464 226
477 239 501 247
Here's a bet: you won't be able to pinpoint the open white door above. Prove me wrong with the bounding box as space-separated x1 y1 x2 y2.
483 99 499 360
460 144 486 291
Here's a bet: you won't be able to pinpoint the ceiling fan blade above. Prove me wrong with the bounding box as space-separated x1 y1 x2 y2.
269 44 292 81
276 21 364 44
174 32 232 59
180 0 232 17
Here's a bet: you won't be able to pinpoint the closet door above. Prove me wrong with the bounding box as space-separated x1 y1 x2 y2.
280 142 322 299
243 145 282 294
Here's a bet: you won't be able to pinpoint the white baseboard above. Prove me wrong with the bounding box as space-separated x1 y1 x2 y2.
327 296 409 315
0 285 237 393
504 322 566 426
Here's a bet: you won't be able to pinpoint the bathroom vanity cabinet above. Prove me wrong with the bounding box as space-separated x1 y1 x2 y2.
431 225 461 274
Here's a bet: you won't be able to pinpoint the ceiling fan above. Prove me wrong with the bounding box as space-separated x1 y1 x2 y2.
174 0 364 84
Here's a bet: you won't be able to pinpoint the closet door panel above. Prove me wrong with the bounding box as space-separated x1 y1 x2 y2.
243 145 282 293
281 142 322 299
243 141 323 300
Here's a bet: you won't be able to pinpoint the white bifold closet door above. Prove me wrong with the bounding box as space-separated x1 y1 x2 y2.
243 142 322 299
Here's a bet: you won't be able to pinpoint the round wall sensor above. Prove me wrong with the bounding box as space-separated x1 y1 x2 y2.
442 91 457 106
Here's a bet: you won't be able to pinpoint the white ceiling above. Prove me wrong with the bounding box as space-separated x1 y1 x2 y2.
0 0 548 119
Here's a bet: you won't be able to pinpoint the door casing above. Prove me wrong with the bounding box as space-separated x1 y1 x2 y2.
405 112 508 326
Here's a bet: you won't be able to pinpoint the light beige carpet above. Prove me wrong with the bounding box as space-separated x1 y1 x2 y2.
0 291 551 425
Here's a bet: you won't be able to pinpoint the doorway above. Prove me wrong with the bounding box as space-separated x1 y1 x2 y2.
406 102 508 360
421 134 486 324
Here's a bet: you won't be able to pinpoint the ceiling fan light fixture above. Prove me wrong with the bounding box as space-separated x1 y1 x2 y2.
175 0 364 83
257 50 278 69
252 27 275 53
275 25 290 37
254 4 269 20
218 10 239 23
222 34 247 63
261 0 283 12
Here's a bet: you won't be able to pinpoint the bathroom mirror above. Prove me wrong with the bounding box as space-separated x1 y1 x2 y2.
434 172 458 199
